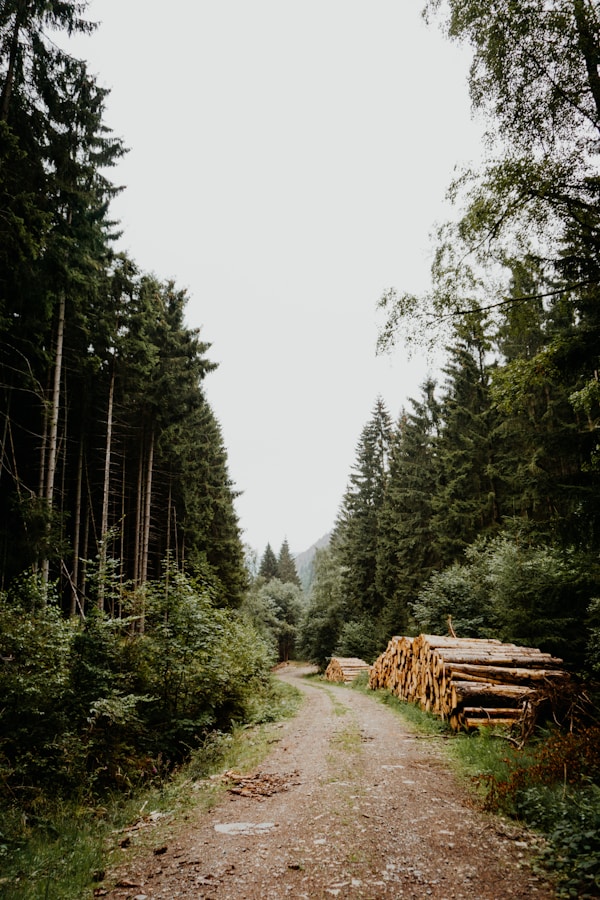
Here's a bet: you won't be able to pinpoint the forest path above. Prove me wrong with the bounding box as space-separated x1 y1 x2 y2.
103 665 555 899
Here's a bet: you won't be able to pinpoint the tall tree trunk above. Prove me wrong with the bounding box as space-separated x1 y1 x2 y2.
71 434 84 617
98 364 115 611
573 0 600 124
0 1 26 121
0 390 9 487
81 505 90 609
134 445 144 586
165 477 172 600
119 454 126 615
41 292 65 589
141 426 154 585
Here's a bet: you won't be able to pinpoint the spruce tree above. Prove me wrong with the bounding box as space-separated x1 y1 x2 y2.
258 544 279 582
334 397 392 620
431 316 500 565
277 539 301 587
375 380 441 635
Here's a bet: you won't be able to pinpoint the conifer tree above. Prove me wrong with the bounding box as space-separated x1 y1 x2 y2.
258 544 279 582
375 381 441 634
334 397 392 619
431 316 500 564
277 539 301 587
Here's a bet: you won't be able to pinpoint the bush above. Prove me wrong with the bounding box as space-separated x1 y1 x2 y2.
335 617 381 663
0 567 275 823
463 727 600 898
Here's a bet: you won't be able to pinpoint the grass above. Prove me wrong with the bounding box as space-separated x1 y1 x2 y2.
0 677 303 900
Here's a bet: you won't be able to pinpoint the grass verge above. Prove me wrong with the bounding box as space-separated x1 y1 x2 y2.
0 677 302 900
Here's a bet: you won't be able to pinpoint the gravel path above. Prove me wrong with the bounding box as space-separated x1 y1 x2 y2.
102 665 556 899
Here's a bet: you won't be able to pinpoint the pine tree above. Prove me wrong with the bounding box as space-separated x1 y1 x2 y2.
277 539 301 587
375 381 441 635
258 544 279 582
431 316 500 565
334 397 392 619
0 13 124 590
490 260 599 548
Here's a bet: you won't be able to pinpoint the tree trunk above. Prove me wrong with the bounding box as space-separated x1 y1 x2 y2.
98 364 115 611
573 0 600 124
141 426 154 586
0 1 26 121
41 291 65 589
70 434 84 617
134 446 144 586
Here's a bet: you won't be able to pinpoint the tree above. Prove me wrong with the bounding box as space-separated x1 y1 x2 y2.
378 1 600 559
413 531 595 668
379 1 600 372
375 381 441 635
277 539 301 587
333 397 392 620
242 578 303 663
299 547 347 669
258 544 279 582
431 316 501 563
0 16 124 592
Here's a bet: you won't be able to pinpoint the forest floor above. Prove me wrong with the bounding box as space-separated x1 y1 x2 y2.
100 665 557 900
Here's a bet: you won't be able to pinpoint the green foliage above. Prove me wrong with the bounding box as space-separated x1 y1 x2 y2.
258 543 279 581
334 397 392 618
239 586 281 657
299 547 347 669
0 566 274 825
587 598 600 676
467 727 600 899
412 533 594 667
0 674 302 900
335 617 382 664
0 582 73 793
411 558 495 638
240 578 304 663
375 381 441 634
277 538 302 587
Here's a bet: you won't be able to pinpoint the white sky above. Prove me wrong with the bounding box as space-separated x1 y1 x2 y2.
70 1 482 557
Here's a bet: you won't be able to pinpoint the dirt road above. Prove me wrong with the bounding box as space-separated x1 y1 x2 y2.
104 665 556 899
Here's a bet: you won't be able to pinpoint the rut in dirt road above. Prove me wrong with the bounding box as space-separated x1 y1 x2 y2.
105 665 556 900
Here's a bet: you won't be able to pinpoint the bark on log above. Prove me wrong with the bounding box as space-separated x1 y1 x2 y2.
368 632 569 732
325 657 371 683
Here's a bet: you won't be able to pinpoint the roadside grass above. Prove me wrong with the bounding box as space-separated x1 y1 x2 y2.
353 676 600 899
0 677 302 900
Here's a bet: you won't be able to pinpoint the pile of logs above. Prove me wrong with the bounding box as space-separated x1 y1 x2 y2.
325 656 371 683
369 634 570 731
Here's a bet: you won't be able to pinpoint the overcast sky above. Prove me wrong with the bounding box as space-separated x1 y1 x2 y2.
70 1 482 557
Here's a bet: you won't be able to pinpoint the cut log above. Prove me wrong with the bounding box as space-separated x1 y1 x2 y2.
325 656 371 683
451 680 533 709
368 632 569 732
444 663 569 686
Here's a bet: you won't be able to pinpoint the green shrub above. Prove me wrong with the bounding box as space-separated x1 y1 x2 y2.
455 727 600 898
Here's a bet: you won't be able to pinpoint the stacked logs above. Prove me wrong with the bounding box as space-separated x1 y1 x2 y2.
369 634 570 730
325 656 371 683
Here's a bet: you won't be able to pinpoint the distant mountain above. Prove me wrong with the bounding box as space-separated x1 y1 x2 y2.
294 532 331 592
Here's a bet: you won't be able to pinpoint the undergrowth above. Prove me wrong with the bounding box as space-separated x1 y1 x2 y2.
461 726 600 899
0 677 302 900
